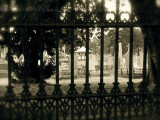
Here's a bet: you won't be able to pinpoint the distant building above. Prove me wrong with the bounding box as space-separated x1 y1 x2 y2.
75 46 95 71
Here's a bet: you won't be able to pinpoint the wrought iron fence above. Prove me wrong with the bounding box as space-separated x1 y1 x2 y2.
0 0 160 120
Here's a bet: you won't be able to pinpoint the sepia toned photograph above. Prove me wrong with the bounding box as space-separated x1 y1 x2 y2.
0 0 160 119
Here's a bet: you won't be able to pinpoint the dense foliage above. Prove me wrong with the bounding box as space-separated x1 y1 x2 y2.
89 28 144 55
0 0 144 83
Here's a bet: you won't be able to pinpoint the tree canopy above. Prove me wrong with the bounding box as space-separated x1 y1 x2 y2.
89 28 144 55
0 0 146 83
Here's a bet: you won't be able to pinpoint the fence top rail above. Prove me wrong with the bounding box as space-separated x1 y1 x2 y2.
0 23 160 28
0 92 159 101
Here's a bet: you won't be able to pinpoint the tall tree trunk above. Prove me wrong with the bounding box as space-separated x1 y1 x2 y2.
130 0 160 88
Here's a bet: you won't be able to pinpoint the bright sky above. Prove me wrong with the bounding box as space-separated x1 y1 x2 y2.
105 0 130 11
91 0 131 40
105 0 131 21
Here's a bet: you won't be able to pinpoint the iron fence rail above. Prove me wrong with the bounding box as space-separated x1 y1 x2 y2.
0 94 159 119
1 23 160 27
0 0 160 119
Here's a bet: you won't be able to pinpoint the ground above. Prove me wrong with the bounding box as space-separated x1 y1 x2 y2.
0 75 142 96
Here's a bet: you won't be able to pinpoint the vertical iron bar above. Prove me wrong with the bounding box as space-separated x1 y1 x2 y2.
83 27 91 119
142 95 146 118
52 0 62 95
8 32 11 86
56 99 59 120
68 0 77 95
35 2 46 119
82 0 92 94
5 29 15 97
71 28 74 85
100 97 103 120
126 2 135 93
5 0 15 97
36 28 47 96
86 0 89 84
18 2 30 120
56 28 59 85
22 29 28 87
37 0 46 96
115 26 119 85
25 101 29 120
125 26 135 93
40 29 44 87
21 28 31 96
86 0 89 85
56 0 59 85
71 98 74 120
53 28 62 120
38 29 45 120
115 0 119 84
82 0 91 119
21 28 30 120
86 28 89 85
40 100 44 120
85 98 89 120
97 0 106 94
67 0 77 119
129 27 133 87
128 96 131 119
143 35 147 83
5 28 14 120
52 28 62 95
112 1 120 120
69 28 76 120
98 27 105 120
111 0 120 93
99 28 105 89
71 0 74 85
9 101 12 120
114 97 118 120
98 1 106 119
